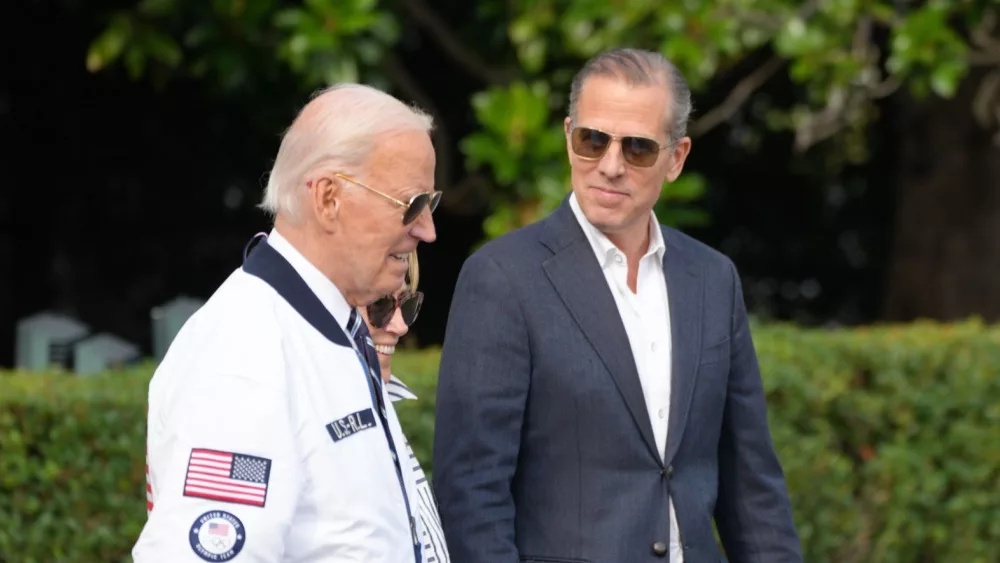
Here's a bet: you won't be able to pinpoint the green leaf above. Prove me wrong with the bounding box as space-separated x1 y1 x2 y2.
930 59 967 98
136 0 176 17
662 174 707 201
459 133 505 170
657 205 711 228
85 15 132 73
139 29 182 68
519 39 547 73
123 48 146 80
273 8 304 29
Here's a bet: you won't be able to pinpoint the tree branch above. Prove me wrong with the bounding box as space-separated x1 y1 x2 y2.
398 0 516 85
852 16 873 59
789 15 900 151
968 8 1000 67
794 87 854 152
871 75 902 99
968 50 1000 66
972 69 999 125
688 56 786 138
970 8 999 51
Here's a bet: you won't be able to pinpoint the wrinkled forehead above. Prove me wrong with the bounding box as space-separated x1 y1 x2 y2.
575 75 671 140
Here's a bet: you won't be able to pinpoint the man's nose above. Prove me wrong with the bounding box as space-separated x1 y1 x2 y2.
598 141 626 178
409 206 437 243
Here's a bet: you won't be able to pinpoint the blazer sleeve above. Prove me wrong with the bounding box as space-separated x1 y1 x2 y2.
714 260 803 563
432 251 530 563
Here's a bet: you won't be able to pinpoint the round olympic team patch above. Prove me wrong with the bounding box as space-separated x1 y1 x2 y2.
189 510 246 562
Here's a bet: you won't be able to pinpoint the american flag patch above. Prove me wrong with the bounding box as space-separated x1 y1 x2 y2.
183 449 271 507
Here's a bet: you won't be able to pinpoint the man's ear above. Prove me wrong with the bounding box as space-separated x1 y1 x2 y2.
564 116 574 162
309 175 342 230
664 137 692 183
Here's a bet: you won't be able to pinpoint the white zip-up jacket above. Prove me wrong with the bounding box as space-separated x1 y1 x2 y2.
133 230 424 563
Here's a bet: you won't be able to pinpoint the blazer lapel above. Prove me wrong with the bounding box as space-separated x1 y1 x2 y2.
540 200 660 464
662 229 704 465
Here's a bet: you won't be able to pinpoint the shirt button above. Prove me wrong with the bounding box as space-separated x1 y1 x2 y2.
658 408 665 419
614 254 624 264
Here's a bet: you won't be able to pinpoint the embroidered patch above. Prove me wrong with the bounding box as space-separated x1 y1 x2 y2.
189 510 246 562
183 448 271 507
326 408 377 443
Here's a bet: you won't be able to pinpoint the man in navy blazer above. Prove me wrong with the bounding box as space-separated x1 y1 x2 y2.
433 48 802 563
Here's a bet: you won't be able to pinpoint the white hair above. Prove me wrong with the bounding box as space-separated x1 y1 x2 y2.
259 83 435 221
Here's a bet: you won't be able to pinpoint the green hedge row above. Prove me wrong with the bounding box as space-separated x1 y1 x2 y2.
2 321 999 562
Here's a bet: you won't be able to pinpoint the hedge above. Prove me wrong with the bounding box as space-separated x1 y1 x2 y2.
2 321 999 562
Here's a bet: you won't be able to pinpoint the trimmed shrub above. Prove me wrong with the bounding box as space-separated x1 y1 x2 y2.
0 364 150 563
1 321 998 562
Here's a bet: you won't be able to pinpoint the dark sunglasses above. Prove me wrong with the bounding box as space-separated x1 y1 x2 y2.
570 127 669 168
366 291 424 329
335 173 442 225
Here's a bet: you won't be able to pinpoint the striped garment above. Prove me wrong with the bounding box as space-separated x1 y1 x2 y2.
387 375 451 563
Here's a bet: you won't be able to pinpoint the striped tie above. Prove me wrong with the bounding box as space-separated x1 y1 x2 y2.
347 308 422 562
348 308 383 384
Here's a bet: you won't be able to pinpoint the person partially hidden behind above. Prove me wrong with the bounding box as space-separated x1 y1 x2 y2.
134 83 442 562
360 250 450 563
433 48 802 563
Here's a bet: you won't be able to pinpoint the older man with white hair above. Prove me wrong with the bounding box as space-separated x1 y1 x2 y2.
133 83 440 563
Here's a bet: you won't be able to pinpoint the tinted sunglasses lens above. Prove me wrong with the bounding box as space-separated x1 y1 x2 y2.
403 194 429 225
622 136 661 167
571 128 610 159
399 293 423 326
366 296 396 328
428 192 442 214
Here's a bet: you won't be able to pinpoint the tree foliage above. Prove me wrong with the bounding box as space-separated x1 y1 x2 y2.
87 0 1000 239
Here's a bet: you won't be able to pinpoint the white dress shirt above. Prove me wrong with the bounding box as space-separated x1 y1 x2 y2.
569 193 683 563
135 229 425 562
387 375 451 563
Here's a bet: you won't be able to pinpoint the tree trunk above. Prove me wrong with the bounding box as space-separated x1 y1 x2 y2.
883 68 1000 323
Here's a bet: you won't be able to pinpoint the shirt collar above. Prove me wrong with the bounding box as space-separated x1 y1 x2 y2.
568 192 666 268
265 228 354 332
386 374 418 402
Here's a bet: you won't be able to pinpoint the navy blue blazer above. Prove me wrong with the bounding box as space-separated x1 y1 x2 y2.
433 196 802 563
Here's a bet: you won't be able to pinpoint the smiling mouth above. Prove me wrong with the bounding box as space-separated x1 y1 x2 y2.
374 344 396 355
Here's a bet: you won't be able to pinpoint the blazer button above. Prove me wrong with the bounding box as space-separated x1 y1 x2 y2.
664 465 674 478
652 541 668 557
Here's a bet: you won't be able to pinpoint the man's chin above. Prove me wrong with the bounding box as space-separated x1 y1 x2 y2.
583 209 627 233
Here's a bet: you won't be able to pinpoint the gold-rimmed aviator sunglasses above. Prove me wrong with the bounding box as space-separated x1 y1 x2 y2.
570 126 672 168
335 173 442 225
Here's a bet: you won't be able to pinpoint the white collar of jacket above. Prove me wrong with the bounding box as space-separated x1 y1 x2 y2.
266 227 353 332
568 191 666 268
386 375 418 402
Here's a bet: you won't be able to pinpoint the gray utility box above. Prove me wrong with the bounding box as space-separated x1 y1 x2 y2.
151 296 204 361
15 312 90 371
73 333 141 375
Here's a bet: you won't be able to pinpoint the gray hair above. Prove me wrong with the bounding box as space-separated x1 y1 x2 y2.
568 48 692 143
260 83 434 221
